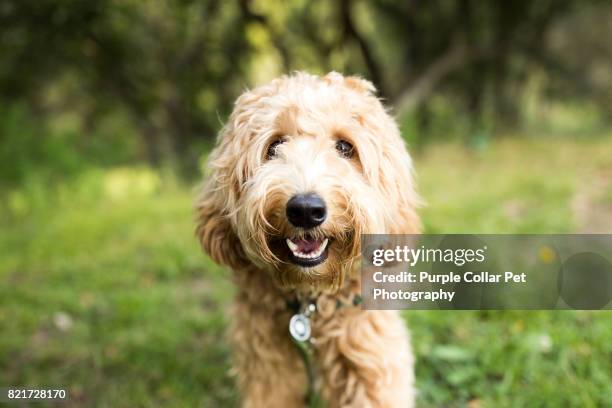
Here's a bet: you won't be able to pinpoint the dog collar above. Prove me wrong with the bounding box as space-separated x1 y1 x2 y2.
285 292 363 316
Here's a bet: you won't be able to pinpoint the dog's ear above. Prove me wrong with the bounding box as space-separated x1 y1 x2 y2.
195 125 248 269
195 184 247 269
360 103 422 235
378 136 422 235
196 83 277 269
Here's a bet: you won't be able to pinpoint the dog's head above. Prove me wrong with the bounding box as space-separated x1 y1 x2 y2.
196 72 420 291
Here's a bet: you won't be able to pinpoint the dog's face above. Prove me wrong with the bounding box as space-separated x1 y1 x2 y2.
197 72 420 291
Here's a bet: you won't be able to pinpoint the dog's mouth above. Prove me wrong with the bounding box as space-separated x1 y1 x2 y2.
285 235 330 267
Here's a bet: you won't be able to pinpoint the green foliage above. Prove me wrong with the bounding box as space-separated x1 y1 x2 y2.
1 138 612 406
0 104 80 186
2 0 611 172
0 103 141 188
410 311 612 407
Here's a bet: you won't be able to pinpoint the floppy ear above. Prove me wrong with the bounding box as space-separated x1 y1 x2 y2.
378 134 422 235
196 81 280 269
195 125 248 270
350 77 422 235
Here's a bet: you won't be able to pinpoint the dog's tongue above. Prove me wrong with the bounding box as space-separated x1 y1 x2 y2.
293 238 321 254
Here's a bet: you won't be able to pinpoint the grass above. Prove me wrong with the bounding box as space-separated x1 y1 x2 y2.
1 137 612 407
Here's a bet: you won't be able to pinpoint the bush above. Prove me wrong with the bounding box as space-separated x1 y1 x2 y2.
0 104 82 187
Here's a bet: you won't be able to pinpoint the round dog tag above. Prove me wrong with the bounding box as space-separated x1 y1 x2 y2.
289 313 311 342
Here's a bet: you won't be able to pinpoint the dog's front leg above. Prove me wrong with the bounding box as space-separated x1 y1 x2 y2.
229 295 308 408
315 309 415 408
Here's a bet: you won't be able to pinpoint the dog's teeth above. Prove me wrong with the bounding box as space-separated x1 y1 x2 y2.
319 238 329 254
311 238 328 257
286 239 298 253
287 237 329 260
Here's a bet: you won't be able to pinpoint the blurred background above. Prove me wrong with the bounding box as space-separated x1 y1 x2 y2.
1 0 611 406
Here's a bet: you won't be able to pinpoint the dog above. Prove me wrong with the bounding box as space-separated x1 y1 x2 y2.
196 72 421 407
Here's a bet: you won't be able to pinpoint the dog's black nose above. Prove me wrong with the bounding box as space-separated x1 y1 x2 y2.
286 193 327 229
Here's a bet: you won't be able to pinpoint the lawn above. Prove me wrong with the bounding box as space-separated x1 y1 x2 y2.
1 137 611 407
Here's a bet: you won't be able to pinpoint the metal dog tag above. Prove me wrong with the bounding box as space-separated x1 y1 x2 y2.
289 313 311 342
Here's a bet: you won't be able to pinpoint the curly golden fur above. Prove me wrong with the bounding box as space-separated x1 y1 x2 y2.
196 72 421 407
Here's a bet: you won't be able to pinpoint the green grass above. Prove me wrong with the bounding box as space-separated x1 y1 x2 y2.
1 138 612 407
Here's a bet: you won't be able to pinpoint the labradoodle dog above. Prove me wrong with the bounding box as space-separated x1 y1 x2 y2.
196 72 421 407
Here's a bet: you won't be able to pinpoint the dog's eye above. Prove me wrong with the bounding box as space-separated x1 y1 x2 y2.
335 140 354 158
266 138 285 159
